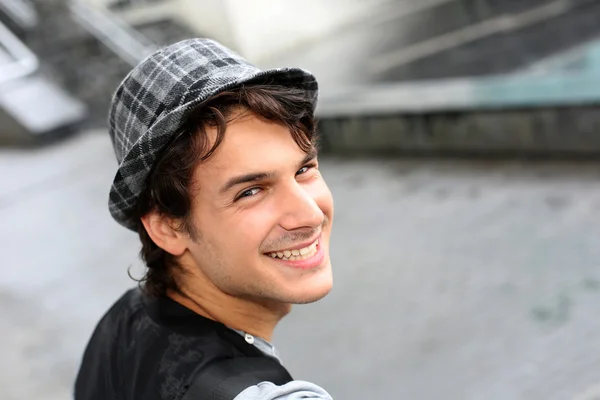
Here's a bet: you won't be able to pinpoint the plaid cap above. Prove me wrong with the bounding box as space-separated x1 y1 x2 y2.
107 38 319 231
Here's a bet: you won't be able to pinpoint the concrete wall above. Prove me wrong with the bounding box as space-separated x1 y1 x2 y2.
221 0 387 61
171 0 236 49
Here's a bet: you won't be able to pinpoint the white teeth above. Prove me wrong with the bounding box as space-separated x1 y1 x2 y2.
268 239 319 260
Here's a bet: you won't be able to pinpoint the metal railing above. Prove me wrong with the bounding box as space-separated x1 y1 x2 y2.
0 20 38 85
69 0 158 67
0 0 38 30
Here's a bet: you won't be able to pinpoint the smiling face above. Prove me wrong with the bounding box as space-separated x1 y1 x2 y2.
178 110 334 305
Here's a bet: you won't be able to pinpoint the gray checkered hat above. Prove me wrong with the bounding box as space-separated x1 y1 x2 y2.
108 38 318 231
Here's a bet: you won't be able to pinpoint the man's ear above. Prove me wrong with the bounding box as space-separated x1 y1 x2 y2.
141 212 188 256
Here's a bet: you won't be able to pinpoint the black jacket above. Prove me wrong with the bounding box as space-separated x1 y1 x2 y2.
74 288 291 400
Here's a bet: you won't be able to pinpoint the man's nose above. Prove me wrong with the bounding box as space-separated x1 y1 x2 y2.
278 181 324 231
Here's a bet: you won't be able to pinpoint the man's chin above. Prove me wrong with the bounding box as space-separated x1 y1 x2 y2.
288 270 333 305
291 287 332 305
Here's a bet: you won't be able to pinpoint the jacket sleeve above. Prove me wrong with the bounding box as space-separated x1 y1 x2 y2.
234 380 333 400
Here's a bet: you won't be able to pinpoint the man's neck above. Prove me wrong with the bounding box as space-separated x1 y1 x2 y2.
167 280 291 342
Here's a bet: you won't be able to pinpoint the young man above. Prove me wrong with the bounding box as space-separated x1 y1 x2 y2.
74 39 334 399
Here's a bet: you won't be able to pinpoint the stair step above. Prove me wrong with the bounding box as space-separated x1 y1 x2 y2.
0 75 87 144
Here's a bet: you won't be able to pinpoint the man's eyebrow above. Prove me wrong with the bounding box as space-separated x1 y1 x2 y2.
219 147 319 195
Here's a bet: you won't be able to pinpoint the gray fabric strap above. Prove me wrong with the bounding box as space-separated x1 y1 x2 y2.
180 356 293 400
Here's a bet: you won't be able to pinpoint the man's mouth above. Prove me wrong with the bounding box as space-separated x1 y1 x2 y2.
267 239 319 261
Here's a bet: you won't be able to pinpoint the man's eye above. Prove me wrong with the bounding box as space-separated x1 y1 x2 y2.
237 187 261 200
296 163 317 175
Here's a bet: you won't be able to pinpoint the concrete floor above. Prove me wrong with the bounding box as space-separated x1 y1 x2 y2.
2 130 600 400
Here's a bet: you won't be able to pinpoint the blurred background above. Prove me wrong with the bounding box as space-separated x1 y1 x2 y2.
2 0 600 399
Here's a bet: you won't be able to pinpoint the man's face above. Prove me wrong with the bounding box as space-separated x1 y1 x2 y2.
181 111 334 305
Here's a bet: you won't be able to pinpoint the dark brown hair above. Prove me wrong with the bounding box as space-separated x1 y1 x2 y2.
133 84 317 297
